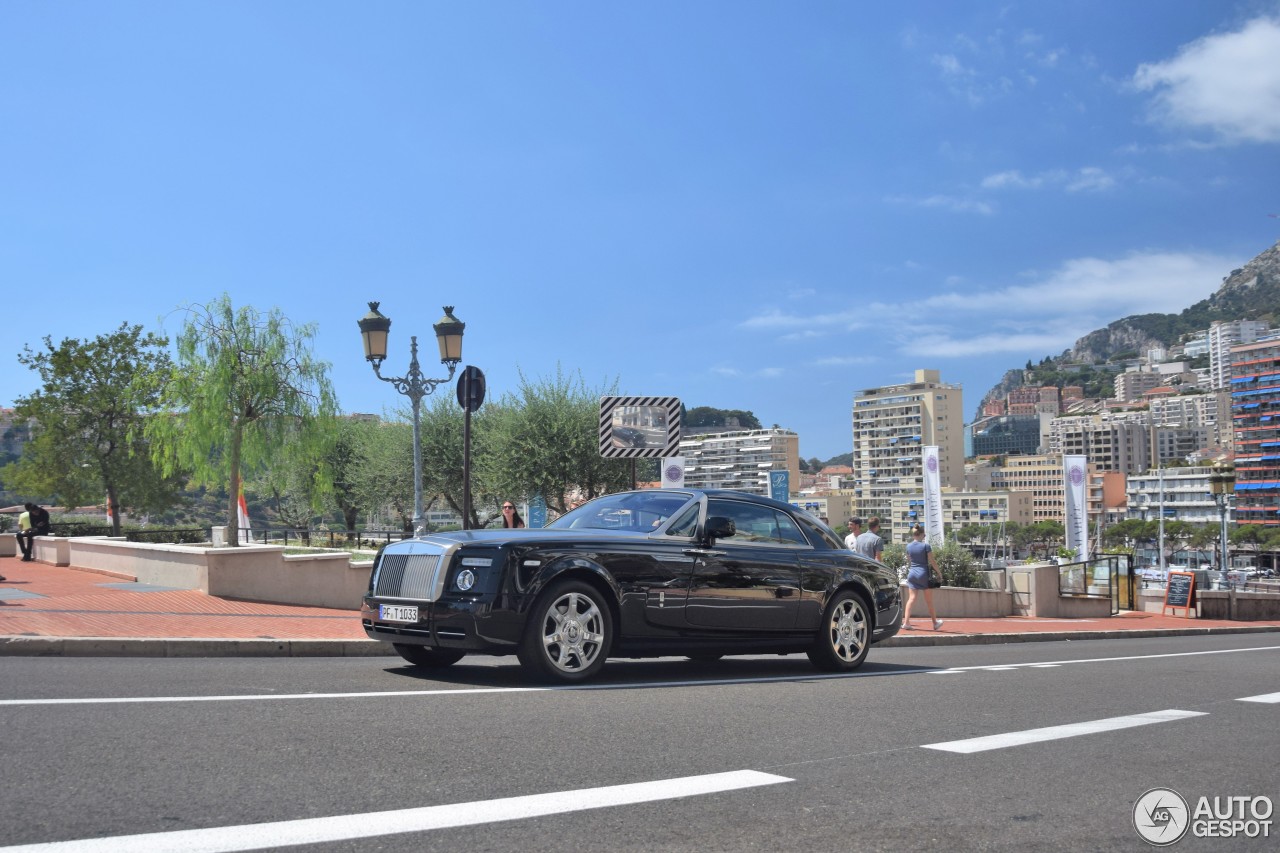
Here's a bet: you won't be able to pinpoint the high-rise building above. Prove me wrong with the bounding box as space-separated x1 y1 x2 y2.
679 428 800 496
1209 320 1269 389
1229 337 1280 526
851 369 963 520
1048 414 1150 474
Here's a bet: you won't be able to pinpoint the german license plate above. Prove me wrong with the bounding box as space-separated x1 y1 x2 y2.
379 604 419 623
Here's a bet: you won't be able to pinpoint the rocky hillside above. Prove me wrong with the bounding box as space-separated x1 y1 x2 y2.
979 240 1280 411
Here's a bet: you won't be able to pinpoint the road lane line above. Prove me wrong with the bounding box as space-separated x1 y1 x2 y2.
1 645 1276 706
1238 692 1280 703
922 709 1206 753
0 770 793 853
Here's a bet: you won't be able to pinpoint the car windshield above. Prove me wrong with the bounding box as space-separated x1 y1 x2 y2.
549 491 696 532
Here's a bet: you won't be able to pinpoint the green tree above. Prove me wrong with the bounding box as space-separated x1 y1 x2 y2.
489 368 635 515
327 417 379 536
349 419 417 532
146 296 338 545
4 323 182 534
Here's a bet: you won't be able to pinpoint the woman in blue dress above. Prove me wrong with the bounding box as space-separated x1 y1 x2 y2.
903 524 944 631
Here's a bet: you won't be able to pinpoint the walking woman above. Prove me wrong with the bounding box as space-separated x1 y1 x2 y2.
501 502 525 529
903 524 944 631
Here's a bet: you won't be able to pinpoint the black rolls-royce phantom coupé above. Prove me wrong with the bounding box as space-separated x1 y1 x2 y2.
361 489 903 683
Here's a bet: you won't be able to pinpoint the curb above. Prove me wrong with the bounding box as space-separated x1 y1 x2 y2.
2 624 1277 657
881 624 1280 647
0 636 394 658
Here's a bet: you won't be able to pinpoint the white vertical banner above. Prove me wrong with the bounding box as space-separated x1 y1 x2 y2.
1063 454 1088 561
660 457 686 489
237 488 252 545
922 445 944 543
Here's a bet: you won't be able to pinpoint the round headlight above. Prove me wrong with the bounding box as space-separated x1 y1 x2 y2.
456 569 476 592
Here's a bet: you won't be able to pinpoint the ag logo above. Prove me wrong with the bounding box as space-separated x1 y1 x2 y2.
1133 787 1189 846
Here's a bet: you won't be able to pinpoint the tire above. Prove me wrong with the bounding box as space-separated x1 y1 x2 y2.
393 644 465 668
517 579 613 683
807 590 871 672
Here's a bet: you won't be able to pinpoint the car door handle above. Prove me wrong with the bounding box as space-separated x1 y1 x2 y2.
683 548 725 557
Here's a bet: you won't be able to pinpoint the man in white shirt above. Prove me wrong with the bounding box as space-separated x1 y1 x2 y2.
843 516 862 550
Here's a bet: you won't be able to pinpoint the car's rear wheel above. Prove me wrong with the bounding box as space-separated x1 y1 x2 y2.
393 644 465 668
807 590 871 672
518 579 613 683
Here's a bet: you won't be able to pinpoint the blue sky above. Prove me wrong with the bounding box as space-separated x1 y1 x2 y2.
3 2 1279 460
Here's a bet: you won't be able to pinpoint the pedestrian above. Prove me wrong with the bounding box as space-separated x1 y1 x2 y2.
902 524 944 631
17 502 51 562
844 516 862 550
855 516 885 562
501 501 525 529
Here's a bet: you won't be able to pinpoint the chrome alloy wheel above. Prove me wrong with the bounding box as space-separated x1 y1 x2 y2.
540 590 606 673
828 597 868 662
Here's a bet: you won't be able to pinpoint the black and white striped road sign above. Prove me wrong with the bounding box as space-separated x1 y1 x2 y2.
599 396 682 458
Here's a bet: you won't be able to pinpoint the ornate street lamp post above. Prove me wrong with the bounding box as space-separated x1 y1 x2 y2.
359 302 465 534
1208 462 1235 576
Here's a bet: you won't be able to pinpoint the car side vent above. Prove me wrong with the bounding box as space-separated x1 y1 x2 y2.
375 553 442 600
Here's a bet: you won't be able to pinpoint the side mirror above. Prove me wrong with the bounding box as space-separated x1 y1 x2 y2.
704 516 736 544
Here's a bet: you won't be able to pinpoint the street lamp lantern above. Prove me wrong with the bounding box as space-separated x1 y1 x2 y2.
433 306 465 364
358 302 464 534
358 302 391 363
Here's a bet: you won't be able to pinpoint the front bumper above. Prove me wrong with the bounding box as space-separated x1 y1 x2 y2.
361 596 523 652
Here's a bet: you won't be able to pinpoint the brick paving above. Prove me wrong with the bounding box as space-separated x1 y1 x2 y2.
0 556 367 640
1 554 1278 649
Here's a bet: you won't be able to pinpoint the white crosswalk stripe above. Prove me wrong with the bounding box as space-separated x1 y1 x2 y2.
922 709 1206 754
0 770 793 853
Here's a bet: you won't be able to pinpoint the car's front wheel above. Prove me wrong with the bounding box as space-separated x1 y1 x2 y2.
807 590 871 672
518 579 613 683
393 644 465 668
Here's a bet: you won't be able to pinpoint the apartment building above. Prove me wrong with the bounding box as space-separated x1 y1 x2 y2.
1125 466 1226 526
851 369 963 521
1210 320 1269 389
1048 414 1150 475
1229 337 1280 526
679 428 800 497
981 453 1084 525
888 488 1033 542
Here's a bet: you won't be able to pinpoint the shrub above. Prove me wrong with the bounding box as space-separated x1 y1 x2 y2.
935 540 984 588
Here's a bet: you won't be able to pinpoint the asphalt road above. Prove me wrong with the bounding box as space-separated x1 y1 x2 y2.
2 635 1278 851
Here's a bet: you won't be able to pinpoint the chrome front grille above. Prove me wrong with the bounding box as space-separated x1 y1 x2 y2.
374 552 445 601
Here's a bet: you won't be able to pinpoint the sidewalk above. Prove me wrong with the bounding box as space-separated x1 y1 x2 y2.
2 556 1279 657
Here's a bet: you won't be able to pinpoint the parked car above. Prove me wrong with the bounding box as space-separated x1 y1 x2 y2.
361 489 904 682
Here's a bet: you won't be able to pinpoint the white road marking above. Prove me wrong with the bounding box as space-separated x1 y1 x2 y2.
922 709 1206 754
1 645 1275 707
1029 664 1061 668
1237 692 1280 703
0 770 793 853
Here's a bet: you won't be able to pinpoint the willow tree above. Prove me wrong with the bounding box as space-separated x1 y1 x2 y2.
146 296 339 544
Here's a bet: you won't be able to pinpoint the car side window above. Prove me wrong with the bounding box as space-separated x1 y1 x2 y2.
708 499 809 548
664 504 700 537
794 513 844 549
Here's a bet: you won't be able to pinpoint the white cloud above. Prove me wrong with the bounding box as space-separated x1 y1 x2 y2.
1065 167 1116 192
886 194 996 215
981 167 1115 192
734 250 1239 379
1132 15 1280 144
740 308 863 331
815 355 879 367
918 250 1234 319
